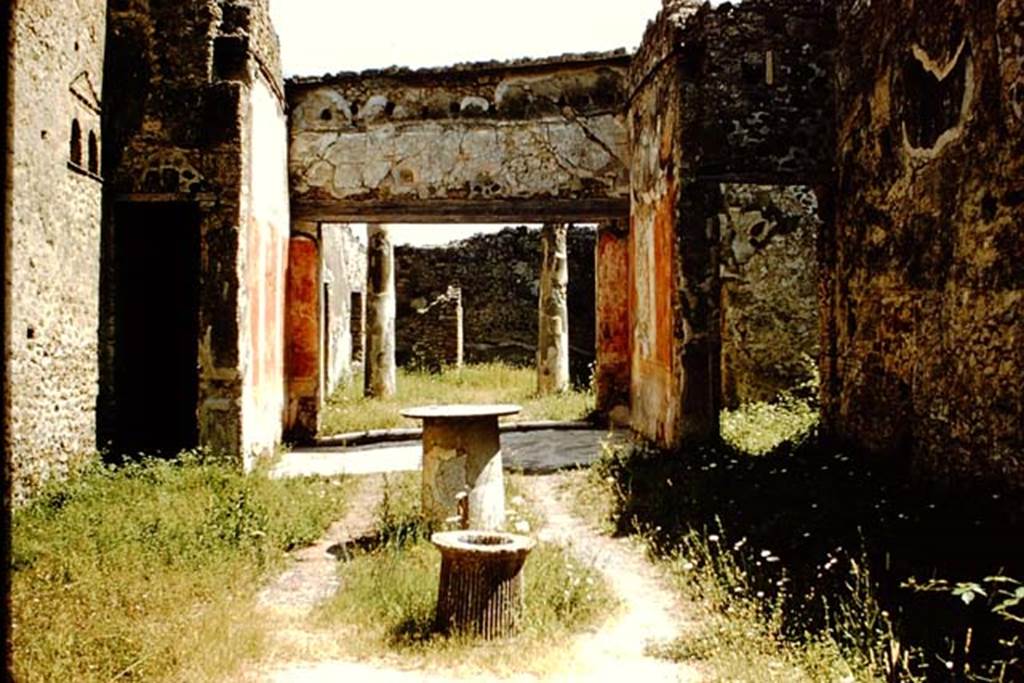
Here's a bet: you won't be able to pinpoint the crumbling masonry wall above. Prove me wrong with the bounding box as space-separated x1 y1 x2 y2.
825 0 1024 491
403 287 464 371
287 54 631 224
103 0 290 465
719 184 820 407
5 0 107 499
628 0 834 447
394 227 596 383
628 8 686 445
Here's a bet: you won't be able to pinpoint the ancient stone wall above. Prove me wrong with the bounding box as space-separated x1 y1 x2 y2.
825 0 1023 491
627 0 834 448
240 69 289 463
321 223 366 396
6 0 107 500
285 232 319 439
403 287 464 371
627 4 689 446
286 54 631 224
719 184 820 407
103 0 289 465
594 221 631 414
687 0 835 183
394 226 596 384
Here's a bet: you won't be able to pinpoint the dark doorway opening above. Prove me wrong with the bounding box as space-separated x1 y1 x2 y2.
112 202 200 457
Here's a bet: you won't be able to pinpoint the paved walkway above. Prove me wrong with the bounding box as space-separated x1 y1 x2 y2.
272 428 630 479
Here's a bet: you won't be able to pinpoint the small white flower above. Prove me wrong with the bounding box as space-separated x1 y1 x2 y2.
510 496 526 507
514 520 531 533
708 534 720 542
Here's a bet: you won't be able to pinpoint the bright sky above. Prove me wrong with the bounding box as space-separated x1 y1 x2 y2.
269 0 663 76
269 0 664 245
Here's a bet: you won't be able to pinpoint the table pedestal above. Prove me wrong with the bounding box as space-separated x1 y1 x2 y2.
421 416 505 530
402 404 521 531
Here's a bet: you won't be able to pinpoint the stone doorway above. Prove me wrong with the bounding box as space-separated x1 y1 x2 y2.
111 202 200 457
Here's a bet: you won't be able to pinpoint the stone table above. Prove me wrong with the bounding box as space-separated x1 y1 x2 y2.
400 404 521 530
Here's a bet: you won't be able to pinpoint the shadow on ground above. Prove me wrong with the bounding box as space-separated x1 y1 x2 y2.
598 434 1024 680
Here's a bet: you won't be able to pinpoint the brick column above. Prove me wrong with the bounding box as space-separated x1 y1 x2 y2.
595 219 631 416
537 223 570 394
364 224 396 397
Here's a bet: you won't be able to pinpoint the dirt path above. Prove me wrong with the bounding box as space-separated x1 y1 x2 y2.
249 473 703 682
240 475 385 671
529 475 703 682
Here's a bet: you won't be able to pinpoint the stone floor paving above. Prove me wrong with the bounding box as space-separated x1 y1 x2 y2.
272 428 631 479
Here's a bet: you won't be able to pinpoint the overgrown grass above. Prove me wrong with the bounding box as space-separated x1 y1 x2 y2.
10 453 349 682
585 400 1024 682
721 393 819 455
316 471 615 674
320 362 595 435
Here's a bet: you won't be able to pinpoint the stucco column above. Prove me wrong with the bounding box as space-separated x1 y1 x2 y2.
595 220 631 419
537 223 570 394
364 224 396 397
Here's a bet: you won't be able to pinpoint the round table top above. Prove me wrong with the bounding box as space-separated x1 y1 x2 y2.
400 404 522 420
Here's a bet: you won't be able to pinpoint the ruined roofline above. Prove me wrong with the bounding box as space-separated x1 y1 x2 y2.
286 49 632 88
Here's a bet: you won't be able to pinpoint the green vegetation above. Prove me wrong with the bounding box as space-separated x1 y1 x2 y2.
10 453 349 683
584 398 1023 682
316 472 616 675
320 362 595 436
720 393 818 455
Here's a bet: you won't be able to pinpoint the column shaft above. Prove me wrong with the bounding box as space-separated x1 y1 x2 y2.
364 224 396 397
537 223 570 394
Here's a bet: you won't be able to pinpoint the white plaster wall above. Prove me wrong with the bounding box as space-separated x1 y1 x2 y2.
240 76 290 465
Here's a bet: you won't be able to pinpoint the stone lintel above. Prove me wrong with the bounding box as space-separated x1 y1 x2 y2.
291 198 630 225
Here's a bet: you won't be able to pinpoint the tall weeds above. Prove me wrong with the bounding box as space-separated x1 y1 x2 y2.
10 452 349 682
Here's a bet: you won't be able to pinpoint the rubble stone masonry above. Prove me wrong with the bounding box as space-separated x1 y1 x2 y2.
826 0 1024 492
6 0 107 500
394 226 596 384
103 0 290 467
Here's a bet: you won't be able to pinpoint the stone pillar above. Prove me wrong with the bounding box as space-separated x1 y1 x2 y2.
537 223 570 394
364 224 396 397
285 231 321 440
350 291 365 363
595 220 631 420
677 182 723 441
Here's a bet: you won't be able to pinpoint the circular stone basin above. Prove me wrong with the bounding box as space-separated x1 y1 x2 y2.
432 530 535 554
431 531 536 638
